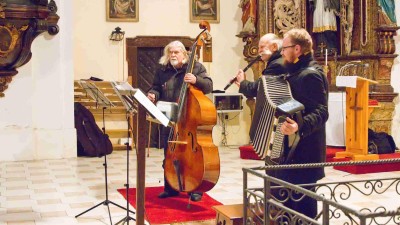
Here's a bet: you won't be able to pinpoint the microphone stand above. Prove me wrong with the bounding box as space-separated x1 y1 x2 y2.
338 60 369 77
115 94 137 225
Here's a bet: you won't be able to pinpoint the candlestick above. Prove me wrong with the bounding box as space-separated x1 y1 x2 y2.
325 49 328 66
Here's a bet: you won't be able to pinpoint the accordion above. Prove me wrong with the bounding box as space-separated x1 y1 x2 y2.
249 75 304 164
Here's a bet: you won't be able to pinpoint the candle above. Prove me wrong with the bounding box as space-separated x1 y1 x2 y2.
325 49 328 66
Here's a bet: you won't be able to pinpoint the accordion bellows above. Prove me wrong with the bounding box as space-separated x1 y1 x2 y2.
249 75 294 164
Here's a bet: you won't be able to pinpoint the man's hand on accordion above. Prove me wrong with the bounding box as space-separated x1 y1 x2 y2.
280 117 298 135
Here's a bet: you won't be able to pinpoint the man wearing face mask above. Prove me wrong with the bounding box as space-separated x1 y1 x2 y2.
147 40 213 202
234 33 286 97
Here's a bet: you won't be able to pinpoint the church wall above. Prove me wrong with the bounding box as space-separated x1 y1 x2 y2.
391 1 400 148
72 1 400 148
72 0 254 147
0 1 397 163
0 0 76 162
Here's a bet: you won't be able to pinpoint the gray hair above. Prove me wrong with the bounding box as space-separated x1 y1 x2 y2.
159 41 189 66
260 33 282 50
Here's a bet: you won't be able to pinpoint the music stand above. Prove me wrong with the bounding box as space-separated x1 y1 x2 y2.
78 81 115 109
75 80 133 225
112 81 169 225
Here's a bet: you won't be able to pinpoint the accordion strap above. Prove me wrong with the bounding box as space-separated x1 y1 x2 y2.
284 105 304 163
283 66 321 163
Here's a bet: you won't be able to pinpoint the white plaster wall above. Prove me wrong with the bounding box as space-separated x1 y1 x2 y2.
0 0 76 161
392 1 400 148
72 1 400 148
73 0 253 146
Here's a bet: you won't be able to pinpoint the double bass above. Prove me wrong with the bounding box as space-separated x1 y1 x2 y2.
164 22 220 193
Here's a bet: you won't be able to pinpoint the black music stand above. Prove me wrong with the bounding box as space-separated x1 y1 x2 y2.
112 81 169 225
75 80 133 225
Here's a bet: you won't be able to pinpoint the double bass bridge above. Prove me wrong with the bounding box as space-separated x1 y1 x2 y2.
168 140 188 145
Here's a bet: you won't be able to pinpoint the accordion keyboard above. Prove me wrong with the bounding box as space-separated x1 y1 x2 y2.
249 75 294 164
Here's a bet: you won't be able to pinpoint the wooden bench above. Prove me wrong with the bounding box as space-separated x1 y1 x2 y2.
212 204 243 225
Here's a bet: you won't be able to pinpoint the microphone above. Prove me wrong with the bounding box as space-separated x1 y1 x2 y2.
224 55 262 91
338 61 369 77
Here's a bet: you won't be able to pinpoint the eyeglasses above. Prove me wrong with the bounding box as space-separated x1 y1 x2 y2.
281 45 296 50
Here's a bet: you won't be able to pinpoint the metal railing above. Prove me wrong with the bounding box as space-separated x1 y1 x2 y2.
243 159 400 225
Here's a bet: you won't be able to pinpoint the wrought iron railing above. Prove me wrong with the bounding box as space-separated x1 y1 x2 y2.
243 159 400 225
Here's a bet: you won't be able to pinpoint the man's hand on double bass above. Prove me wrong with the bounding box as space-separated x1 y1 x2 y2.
184 73 197 84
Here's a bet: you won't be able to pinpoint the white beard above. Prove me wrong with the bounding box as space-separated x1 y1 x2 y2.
261 49 272 56
170 59 179 66
170 58 187 67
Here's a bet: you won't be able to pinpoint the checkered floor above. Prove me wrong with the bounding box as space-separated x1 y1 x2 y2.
1 147 399 225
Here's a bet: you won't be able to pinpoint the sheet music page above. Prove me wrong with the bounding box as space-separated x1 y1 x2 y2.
133 90 170 127
114 82 137 96
112 81 170 127
111 81 134 112
336 76 358 88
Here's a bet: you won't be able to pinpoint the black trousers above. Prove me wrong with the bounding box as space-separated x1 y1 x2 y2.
267 169 319 221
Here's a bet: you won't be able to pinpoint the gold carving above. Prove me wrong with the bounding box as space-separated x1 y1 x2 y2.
0 2 5 19
380 59 393 68
0 25 26 57
273 0 301 34
340 0 354 55
0 76 12 97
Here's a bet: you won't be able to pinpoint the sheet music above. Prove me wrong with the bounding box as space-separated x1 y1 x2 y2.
112 81 170 127
336 76 358 88
78 80 114 107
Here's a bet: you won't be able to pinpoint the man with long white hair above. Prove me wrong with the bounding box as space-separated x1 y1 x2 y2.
147 40 213 202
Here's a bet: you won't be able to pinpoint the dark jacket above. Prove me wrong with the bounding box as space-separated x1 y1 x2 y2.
239 51 286 98
148 61 213 102
276 53 329 183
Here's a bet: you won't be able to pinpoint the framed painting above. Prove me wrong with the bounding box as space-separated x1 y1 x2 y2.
106 0 139 22
190 0 220 23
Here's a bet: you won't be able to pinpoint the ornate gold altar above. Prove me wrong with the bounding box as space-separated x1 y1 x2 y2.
238 0 398 134
0 0 59 97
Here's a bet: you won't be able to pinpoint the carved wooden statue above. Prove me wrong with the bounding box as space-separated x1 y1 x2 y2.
0 0 59 97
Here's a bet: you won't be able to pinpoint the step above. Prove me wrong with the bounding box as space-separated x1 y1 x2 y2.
75 87 117 95
106 129 131 138
93 113 127 121
74 80 115 88
76 101 124 107
113 144 132 151
74 95 121 102
89 107 127 114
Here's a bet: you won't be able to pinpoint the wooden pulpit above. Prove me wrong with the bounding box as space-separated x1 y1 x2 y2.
335 76 379 161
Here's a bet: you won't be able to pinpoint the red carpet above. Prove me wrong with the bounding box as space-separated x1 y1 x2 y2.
239 145 261 160
326 146 345 162
117 186 222 224
239 145 400 174
239 145 346 162
333 153 400 174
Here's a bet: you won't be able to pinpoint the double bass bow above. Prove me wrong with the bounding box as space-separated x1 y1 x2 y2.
164 21 220 193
